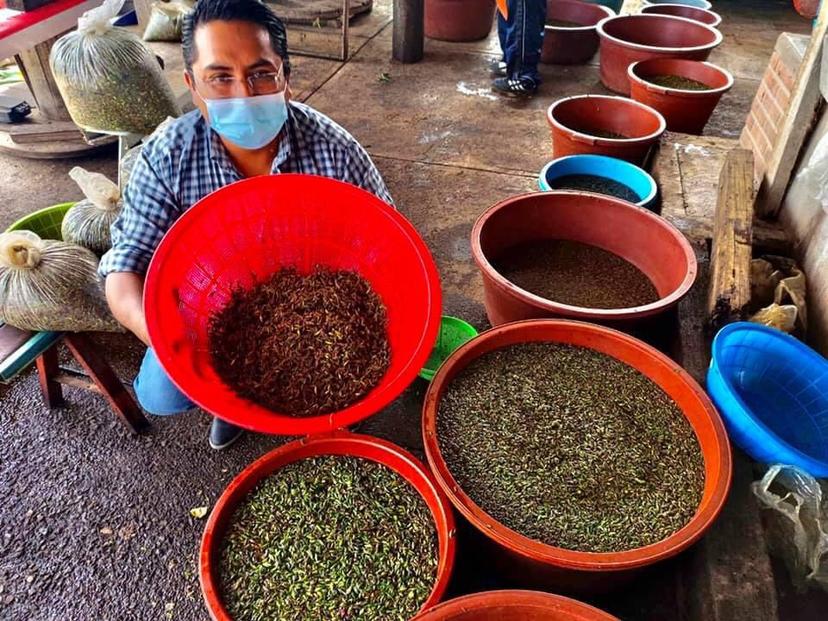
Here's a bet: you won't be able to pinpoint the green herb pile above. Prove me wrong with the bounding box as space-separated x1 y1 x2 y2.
219 455 439 621
437 342 705 553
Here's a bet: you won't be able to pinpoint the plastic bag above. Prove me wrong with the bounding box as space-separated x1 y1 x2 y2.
792 129 828 214
749 303 799 333
753 465 828 591
750 256 808 335
0 231 122 333
61 167 122 256
143 2 191 42
49 0 180 135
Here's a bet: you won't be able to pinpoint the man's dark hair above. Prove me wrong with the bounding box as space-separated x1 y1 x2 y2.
182 0 291 76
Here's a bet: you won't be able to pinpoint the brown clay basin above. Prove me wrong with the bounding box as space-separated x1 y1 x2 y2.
596 14 723 94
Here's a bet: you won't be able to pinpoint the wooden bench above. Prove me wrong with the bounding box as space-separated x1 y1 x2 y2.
0 323 149 434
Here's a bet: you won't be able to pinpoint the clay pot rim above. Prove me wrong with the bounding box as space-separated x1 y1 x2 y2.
596 14 723 54
642 0 713 9
628 59 735 96
421 319 733 571
546 95 667 146
538 155 659 208
413 590 620 620
639 3 723 28
469 190 696 319
544 1 614 31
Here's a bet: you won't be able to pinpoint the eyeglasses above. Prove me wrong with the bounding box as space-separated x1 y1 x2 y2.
196 65 286 99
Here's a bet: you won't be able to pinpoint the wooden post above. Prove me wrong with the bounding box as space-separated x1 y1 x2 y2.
14 35 72 122
393 0 424 63
35 345 65 409
341 0 351 60
755 3 828 218
708 149 755 330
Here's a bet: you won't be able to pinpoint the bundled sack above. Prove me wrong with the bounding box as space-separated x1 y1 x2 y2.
117 117 174 189
62 167 122 256
119 144 144 190
49 0 180 135
0 231 122 333
143 2 192 42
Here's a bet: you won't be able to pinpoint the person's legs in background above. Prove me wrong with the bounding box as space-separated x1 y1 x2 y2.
134 349 244 450
491 10 509 76
493 0 547 96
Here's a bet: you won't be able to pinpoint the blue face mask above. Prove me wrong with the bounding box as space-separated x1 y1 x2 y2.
204 91 288 150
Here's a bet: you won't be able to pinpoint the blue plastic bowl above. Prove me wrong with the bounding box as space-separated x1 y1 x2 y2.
642 0 713 9
707 322 828 477
538 154 658 211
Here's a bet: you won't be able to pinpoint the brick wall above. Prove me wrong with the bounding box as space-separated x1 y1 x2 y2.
740 33 809 185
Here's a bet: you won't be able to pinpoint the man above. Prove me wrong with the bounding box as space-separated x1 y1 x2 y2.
491 0 547 97
99 0 393 450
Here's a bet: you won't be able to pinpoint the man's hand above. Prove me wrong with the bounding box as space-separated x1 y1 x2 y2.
105 272 150 347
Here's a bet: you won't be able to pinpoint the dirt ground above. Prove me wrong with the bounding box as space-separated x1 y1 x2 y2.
0 1 822 620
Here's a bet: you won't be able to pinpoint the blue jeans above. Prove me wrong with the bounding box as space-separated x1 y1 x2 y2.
497 0 547 83
134 348 195 415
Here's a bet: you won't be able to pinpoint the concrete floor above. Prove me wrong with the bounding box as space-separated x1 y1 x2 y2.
0 1 818 620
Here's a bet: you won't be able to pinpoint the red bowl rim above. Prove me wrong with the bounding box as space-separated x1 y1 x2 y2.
628 59 734 95
470 190 697 320
143 174 442 436
413 589 619 620
199 431 457 620
546 95 667 145
596 14 723 53
639 4 723 28
545 1 614 31
422 319 733 572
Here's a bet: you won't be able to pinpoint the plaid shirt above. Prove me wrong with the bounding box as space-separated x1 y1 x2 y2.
99 103 393 276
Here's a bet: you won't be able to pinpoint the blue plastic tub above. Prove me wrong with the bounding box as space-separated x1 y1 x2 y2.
538 154 658 211
642 0 713 9
707 322 828 477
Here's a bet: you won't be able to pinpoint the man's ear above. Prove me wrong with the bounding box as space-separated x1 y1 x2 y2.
184 70 199 108
184 70 194 92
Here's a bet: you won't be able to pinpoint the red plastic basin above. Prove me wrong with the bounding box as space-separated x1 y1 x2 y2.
639 3 722 28
629 58 734 134
470 191 696 326
422 320 732 591
413 590 618 620
200 432 457 620
425 0 496 42
541 0 614 65
597 14 723 94
546 95 666 165
143 175 441 436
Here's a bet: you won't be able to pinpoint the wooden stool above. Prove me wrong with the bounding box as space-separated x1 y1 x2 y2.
0 324 149 434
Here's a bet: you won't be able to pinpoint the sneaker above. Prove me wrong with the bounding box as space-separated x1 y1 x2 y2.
209 418 244 450
492 76 539 97
489 59 507 78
